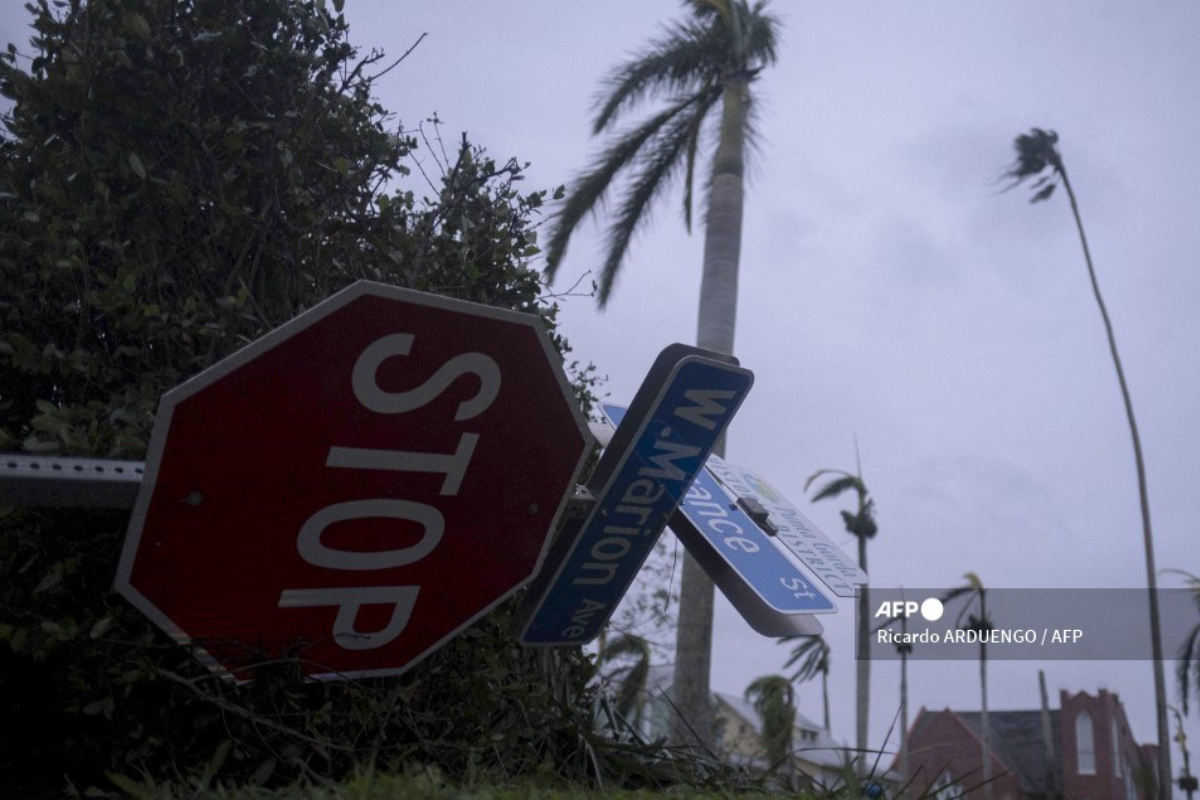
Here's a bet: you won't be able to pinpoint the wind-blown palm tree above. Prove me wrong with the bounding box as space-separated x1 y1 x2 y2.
783 634 832 733
1168 570 1200 716
1004 128 1171 800
544 1 780 749
806 462 876 760
745 674 797 789
942 572 995 800
874 598 914 782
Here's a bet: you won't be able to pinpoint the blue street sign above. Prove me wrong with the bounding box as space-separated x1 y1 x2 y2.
600 404 834 636
675 466 836 615
516 349 752 645
706 458 867 597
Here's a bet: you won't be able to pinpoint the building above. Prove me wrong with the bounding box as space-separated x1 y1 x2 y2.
902 689 1158 800
628 665 850 789
712 691 850 789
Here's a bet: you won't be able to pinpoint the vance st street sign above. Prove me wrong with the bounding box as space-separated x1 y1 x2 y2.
706 459 867 597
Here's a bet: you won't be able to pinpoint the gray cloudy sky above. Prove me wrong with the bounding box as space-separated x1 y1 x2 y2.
4 0 1199 771
341 1 1199 763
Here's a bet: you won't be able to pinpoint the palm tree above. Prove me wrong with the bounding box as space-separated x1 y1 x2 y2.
874 598 914 782
806 462 876 760
1004 128 1171 800
783 634 832 733
544 1 780 750
1168 570 1200 716
602 632 654 731
943 572 995 800
745 674 797 788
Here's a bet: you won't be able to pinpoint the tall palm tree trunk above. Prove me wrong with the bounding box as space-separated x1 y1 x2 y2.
1058 166 1171 800
900 645 909 782
673 77 749 751
898 606 911 783
695 80 747 354
857 535 870 762
674 554 716 748
822 669 831 733
981 639 993 800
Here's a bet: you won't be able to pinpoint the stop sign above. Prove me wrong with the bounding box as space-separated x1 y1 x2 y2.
115 281 591 681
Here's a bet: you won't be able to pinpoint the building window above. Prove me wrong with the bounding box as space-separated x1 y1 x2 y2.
930 773 960 800
1113 722 1122 776
1077 711 1096 774
1124 759 1136 800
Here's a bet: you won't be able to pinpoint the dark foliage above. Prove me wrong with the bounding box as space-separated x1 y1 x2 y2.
1002 127 1063 203
0 0 602 793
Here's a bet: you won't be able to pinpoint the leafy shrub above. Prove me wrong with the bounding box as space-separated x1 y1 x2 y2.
0 0 599 793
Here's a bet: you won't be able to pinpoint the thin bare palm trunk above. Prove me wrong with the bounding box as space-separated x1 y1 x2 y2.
1059 167 1171 800
900 647 909 782
823 669 831 733
672 78 747 751
981 639 993 800
857 535 870 763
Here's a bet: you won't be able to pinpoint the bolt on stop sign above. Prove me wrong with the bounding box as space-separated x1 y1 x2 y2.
115 282 591 681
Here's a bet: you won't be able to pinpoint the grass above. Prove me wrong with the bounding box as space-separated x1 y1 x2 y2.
102 768 795 800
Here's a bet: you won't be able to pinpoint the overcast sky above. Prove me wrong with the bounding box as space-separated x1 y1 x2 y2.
337 1 1199 765
5 0 1200 774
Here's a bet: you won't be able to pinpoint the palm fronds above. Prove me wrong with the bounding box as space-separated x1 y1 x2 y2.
543 0 778 306
1166 570 1200 715
1002 127 1064 203
806 468 877 541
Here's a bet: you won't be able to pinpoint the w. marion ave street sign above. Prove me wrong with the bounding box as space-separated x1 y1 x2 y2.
115 282 591 681
516 346 752 645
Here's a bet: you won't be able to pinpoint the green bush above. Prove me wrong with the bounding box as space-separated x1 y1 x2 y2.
0 0 599 793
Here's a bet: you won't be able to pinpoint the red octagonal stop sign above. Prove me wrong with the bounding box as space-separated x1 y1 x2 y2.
115 282 591 681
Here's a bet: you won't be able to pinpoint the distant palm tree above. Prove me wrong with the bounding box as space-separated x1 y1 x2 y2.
943 572 995 800
544 0 780 750
603 632 654 730
783 634 832 733
874 598 914 782
1170 705 1198 800
806 461 876 759
745 674 797 788
1167 570 1200 716
1004 128 1171 800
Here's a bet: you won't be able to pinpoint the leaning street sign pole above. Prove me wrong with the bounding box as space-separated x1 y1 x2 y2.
515 344 753 646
